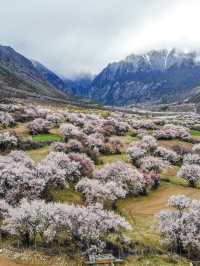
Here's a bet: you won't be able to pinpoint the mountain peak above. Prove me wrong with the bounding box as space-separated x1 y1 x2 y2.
122 48 200 73
89 48 200 106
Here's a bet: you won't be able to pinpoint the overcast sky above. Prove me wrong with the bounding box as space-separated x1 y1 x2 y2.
1 0 200 78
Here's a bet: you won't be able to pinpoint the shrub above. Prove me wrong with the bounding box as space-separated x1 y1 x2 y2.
183 153 200 165
127 144 146 165
94 161 145 195
68 153 95 177
192 143 200 155
60 123 83 142
68 112 85 127
100 120 116 136
156 195 200 259
154 146 180 164
104 137 124 154
36 162 67 189
177 164 200 187
0 112 15 128
130 120 156 130
140 135 157 151
41 152 82 183
154 124 191 141
27 118 51 135
115 121 129 136
76 178 126 204
83 121 100 135
0 132 18 151
46 112 65 125
24 106 48 119
127 135 157 165
87 134 104 151
67 139 84 153
50 142 68 153
140 156 169 174
0 151 45 204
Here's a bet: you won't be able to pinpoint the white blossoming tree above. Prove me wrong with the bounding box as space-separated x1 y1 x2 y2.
27 118 52 135
2 199 131 250
0 151 45 204
0 132 18 151
0 111 15 128
156 195 200 259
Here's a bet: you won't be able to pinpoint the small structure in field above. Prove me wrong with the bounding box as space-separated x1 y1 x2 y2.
85 253 123 265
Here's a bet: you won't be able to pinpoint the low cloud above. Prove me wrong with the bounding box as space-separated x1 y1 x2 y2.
0 0 199 78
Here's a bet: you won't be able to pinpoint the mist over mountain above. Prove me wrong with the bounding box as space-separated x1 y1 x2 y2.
32 59 93 98
2 44 200 108
63 75 93 98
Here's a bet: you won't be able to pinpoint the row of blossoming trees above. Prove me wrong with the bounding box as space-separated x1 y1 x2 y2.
0 103 200 259
0 103 133 252
0 150 131 251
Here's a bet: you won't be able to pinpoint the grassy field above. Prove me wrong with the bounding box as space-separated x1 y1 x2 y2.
99 153 128 165
26 146 50 162
119 135 137 145
118 182 200 218
161 166 188 186
117 181 200 264
191 129 200 137
32 133 63 142
49 187 83 204
124 256 189 266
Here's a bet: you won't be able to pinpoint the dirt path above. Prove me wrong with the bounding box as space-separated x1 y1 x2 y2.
119 182 200 217
0 257 31 266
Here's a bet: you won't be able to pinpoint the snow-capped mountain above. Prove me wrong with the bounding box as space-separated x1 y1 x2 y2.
125 49 200 71
89 49 200 106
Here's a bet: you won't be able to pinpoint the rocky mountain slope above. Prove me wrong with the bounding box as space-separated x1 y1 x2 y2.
0 45 68 100
31 59 70 93
32 59 93 98
2 45 200 107
63 75 93 97
89 49 200 106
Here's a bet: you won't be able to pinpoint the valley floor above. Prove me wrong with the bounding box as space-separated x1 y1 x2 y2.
0 103 199 266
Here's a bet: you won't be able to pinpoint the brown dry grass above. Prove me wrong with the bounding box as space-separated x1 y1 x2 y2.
0 123 29 139
0 256 31 266
118 182 200 217
26 146 50 163
158 139 193 150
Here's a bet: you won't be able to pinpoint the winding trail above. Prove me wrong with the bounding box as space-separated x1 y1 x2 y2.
119 182 200 217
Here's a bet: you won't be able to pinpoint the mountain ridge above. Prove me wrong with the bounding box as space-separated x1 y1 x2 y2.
89 49 200 106
0 44 69 101
2 45 200 107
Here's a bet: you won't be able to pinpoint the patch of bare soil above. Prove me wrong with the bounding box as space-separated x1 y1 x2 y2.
0 257 31 266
